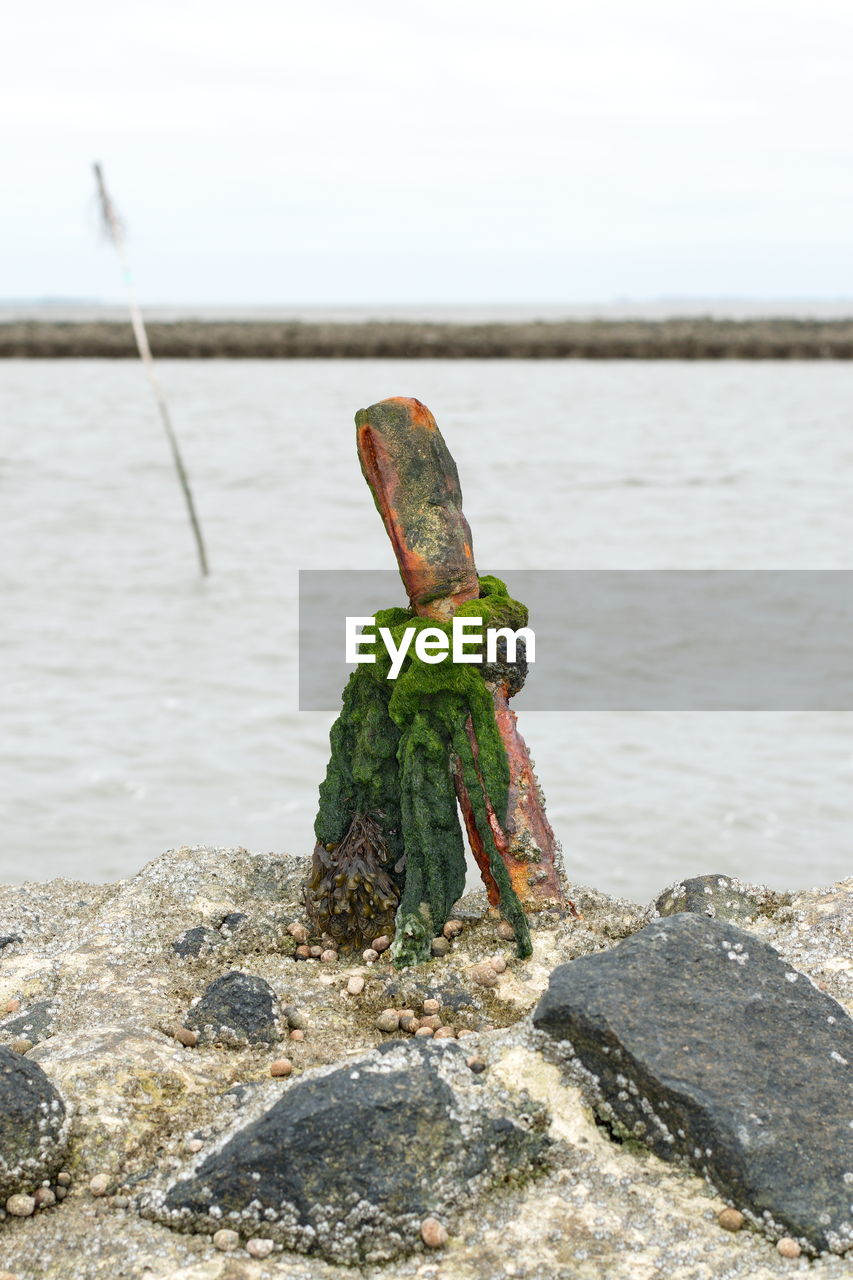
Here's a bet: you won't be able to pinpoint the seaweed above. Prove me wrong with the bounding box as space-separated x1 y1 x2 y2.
306 576 532 966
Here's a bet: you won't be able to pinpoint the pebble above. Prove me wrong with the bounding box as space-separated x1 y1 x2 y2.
400 1015 420 1032
33 1187 56 1208
347 975 365 995
289 1028 305 1042
456 1029 475 1039
213 1228 241 1252
5 998 20 1013
174 1027 198 1048
362 948 379 964
270 1058 293 1078
54 1186 68 1201
422 998 441 1015
5 1194 35 1217
467 1057 486 1073
320 948 337 963
375 1009 400 1033
443 919 463 939
421 1014 442 1031
246 1237 275 1258
284 1008 307 1030
398 1008 416 1019
420 1216 448 1248
89 1174 110 1197
309 945 323 958
287 922 308 943
431 937 451 958
491 956 507 974
185 1138 204 1154
470 964 498 988
415 1026 435 1038
57 1172 71 1187
371 935 391 953
112 1195 129 1210
295 944 311 960
433 1026 456 1039
776 1238 802 1259
717 1207 744 1232
496 921 515 940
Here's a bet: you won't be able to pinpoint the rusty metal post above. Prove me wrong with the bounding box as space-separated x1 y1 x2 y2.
356 396 572 913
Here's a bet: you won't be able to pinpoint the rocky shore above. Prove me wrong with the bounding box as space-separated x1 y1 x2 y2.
3 318 853 358
0 846 850 1279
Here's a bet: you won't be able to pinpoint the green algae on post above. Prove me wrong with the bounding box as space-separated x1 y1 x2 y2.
306 398 572 967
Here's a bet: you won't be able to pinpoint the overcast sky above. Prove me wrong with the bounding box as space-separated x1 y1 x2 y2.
5 0 853 305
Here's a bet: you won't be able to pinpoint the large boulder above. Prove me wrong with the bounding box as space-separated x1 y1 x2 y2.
533 913 853 1256
0 1045 69 1199
140 1038 549 1263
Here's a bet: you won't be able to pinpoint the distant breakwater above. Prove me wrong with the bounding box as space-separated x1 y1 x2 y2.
3 318 853 358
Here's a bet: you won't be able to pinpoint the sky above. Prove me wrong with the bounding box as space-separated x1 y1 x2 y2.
5 0 853 305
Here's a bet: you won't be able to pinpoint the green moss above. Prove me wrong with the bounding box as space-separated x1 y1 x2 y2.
308 576 531 966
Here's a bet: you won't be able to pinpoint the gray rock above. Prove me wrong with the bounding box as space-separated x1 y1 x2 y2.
0 999 56 1046
0 1044 69 1199
533 913 853 1256
653 873 774 923
185 971 279 1046
0 933 22 950
218 912 248 936
170 927 224 959
141 1038 548 1263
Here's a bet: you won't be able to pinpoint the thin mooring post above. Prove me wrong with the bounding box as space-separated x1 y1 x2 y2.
93 162 209 577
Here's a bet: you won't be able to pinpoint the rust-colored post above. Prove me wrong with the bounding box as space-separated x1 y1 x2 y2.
356 396 571 912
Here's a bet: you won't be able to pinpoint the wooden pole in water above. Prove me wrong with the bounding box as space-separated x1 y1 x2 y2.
92 162 210 577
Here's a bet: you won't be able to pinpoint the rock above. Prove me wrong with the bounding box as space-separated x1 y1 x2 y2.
431 937 451 958
371 935 391 953
375 1009 400 1033
652 874 772 924
89 1173 110 1196
778 1237 802 1258
347 976 365 995
269 1059 292 1078
0 1000 56 1046
219 912 248 936
0 936 22 952
281 1006 307 1031
33 1186 56 1208
422 999 440 1015
142 1039 547 1264
470 964 498 988
170 927 223 959
27 1025 215 1177
5 1193 35 1216
173 1027 198 1048
496 922 515 941
533 913 853 1255
212 1228 240 1251
185 971 279 1046
718 1207 744 1232
246 1237 274 1258
420 1216 448 1247
362 948 379 964
0 1045 68 1201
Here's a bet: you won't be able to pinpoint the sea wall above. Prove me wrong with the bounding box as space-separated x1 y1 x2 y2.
3 318 853 358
